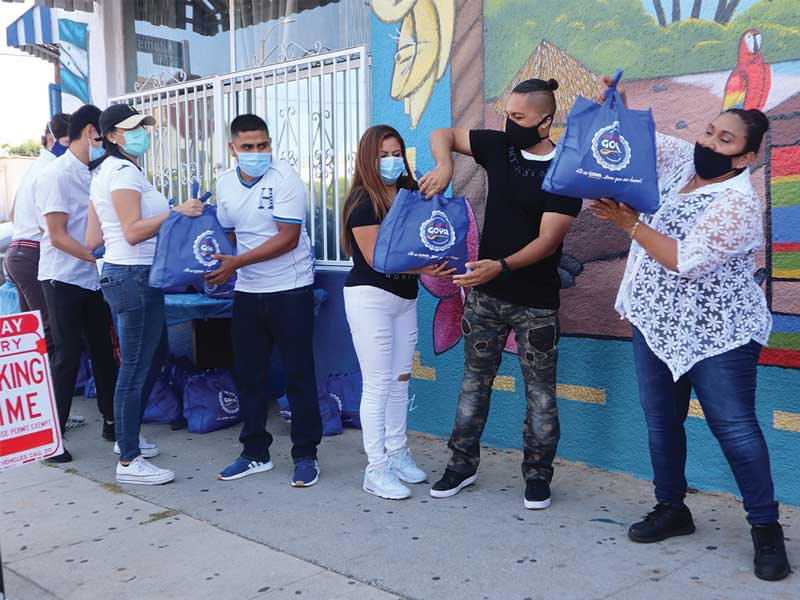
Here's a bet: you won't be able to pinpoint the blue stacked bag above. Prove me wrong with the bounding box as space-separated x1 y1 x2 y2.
542 70 660 213
326 370 362 430
373 185 471 275
182 368 241 434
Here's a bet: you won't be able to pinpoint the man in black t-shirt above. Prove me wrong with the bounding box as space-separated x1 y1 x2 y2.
419 78 582 510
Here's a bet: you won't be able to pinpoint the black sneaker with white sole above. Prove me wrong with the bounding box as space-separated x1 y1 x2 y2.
430 468 477 498
524 478 551 510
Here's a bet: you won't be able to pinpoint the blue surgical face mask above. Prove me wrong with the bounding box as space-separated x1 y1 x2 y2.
379 156 406 184
237 152 272 178
121 127 151 157
51 141 68 158
89 145 106 162
48 124 67 157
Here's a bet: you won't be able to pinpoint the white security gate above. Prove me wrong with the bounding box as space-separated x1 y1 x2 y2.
109 46 368 266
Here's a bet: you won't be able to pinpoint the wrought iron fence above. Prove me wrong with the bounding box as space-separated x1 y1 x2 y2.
110 46 368 267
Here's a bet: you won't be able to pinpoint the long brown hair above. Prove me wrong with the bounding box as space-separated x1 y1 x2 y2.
341 125 417 256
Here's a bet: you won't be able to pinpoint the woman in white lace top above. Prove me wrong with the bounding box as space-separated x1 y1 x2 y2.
590 78 789 582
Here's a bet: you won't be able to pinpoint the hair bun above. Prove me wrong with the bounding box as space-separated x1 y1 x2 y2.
548 79 559 91
747 108 770 133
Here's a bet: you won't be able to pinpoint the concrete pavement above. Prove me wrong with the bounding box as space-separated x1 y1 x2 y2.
1 398 798 599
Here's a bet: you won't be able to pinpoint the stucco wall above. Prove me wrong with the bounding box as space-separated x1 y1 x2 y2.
369 0 800 505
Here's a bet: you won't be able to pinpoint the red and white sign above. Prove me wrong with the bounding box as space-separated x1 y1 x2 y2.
0 311 62 472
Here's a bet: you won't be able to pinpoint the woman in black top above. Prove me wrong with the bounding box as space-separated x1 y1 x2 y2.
342 125 452 500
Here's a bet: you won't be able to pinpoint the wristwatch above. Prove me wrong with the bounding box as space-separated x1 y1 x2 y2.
498 258 512 278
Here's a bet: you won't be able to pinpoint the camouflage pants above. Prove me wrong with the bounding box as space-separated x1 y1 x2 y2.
447 289 560 482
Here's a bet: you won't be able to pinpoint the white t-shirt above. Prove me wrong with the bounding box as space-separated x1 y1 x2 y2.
216 161 313 293
37 149 99 290
90 156 169 265
11 148 55 242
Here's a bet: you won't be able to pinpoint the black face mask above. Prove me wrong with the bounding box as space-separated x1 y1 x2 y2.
505 115 552 149
693 143 744 180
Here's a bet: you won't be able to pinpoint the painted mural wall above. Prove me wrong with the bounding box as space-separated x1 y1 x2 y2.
370 0 800 504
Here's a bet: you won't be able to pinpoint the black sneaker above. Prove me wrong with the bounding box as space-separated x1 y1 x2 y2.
430 468 477 498
524 478 551 510
102 420 116 442
46 447 73 464
628 502 696 543
752 522 791 581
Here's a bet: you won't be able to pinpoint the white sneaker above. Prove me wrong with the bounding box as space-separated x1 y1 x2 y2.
114 435 160 458
116 456 175 486
388 448 427 484
363 465 411 500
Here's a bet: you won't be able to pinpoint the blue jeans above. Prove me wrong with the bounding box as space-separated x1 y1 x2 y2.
632 327 779 525
232 286 321 462
100 264 168 462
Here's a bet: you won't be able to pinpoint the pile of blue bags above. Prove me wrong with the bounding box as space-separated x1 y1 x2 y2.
277 370 363 437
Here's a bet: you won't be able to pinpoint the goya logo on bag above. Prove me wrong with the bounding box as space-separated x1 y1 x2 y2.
591 121 631 172
420 210 456 252
218 390 239 415
193 230 221 267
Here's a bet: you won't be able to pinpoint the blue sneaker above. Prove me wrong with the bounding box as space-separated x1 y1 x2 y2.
217 455 273 481
291 458 319 487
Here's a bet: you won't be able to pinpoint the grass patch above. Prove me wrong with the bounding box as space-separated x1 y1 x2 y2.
142 509 179 524
100 483 125 494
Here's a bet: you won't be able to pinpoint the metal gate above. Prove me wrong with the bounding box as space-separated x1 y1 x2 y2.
109 46 368 266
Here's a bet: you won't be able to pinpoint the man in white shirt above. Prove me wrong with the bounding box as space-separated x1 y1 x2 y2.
208 114 322 487
5 113 70 353
37 105 119 463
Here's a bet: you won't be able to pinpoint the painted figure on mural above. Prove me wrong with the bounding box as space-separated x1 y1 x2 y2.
723 29 772 111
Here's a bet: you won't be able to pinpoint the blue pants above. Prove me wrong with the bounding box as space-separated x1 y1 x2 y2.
632 327 778 525
232 286 321 462
100 264 168 462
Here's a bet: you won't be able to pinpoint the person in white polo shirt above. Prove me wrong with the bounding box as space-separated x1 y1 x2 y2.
87 104 204 485
37 104 118 463
208 114 322 487
5 113 70 353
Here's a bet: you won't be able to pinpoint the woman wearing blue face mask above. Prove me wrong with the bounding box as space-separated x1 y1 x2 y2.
341 125 455 500
86 105 204 486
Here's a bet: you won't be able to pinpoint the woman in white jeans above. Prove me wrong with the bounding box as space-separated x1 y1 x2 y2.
342 125 453 499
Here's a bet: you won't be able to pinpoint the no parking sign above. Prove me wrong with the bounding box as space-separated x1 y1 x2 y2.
0 311 62 471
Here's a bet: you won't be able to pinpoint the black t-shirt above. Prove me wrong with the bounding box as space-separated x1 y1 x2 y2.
470 129 582 309
344 189 419 300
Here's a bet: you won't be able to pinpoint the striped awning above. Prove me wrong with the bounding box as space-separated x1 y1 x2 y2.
5 5 60 64
1 1 93 12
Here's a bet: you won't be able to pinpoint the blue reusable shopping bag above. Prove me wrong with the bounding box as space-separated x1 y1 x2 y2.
182 368 241 434
542 70 660 213
372 187 471 275
149 203 237 293
326 370 362 430
142 367 182 424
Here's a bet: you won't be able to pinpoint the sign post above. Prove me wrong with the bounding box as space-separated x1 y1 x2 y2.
0 311 62 600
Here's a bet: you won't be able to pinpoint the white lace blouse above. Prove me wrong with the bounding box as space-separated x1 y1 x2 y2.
615 133 772 380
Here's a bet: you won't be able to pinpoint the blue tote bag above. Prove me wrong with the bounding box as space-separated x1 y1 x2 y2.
149 203 237 293
373 187 471 275
542 71 660 213
326 370 362 430
182 368 241 434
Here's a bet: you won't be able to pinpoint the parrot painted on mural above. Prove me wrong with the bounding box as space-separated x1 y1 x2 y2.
722 29 771 111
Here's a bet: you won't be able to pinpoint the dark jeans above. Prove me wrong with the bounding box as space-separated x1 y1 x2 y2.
42 280 117 433
100 264 168 462
447 290 561 482
632 327 779 525
232 286 321 462
4 244 53 352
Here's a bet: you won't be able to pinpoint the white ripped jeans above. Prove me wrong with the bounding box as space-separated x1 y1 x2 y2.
343 285 418 468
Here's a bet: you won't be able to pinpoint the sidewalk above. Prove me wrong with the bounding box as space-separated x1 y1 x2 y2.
1 400 797 600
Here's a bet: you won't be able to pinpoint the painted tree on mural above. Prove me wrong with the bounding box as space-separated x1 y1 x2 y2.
651 1 743 26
